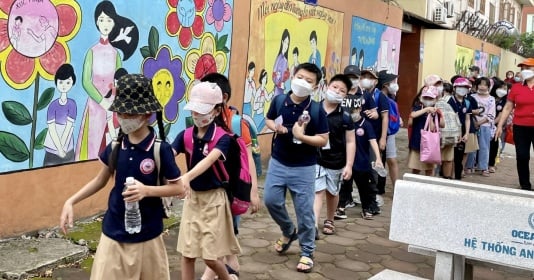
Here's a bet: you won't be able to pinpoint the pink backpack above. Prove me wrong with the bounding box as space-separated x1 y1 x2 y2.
183 125 252 215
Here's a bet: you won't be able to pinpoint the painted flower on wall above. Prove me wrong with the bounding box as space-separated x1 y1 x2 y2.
0 0 81 89
142 45 186 124
206 0 231 32
184 33 228 99
166 0 206 49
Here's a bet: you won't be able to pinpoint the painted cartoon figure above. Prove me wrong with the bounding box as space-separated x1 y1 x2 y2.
314 66 327 102
272 29 290 97
43 64 77 166
308 30 321 69
244 62 256 117
253 69 269 131
350 47 357 66
27 16 57 53
290 47 300 79
76 1 139 160
10 16 23 49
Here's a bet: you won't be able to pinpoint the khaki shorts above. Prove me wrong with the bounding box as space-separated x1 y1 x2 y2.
440 145 454 161
408 150 436 171
91 233 169 280
314 165 343 195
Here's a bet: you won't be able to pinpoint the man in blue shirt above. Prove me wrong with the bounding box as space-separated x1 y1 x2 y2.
264 63 329 273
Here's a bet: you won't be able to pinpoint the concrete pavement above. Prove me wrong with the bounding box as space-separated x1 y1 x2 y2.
2 128 533 279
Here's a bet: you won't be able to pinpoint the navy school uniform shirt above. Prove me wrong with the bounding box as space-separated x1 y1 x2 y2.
495 97 507 115
448 96 472 135
409 105 441 151
466 94 479 133
267 92 329 167
172 122 231 191
99 128 181 243
353 118 376 172
366 88 389 141
354 90 377 116
317 103 355 170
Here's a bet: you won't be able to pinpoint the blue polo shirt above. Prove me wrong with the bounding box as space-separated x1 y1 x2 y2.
448 96 472 135
354 90 377 115
353 118 376 172
267 92 329 167
172 123 231 191
317 103 355 169
99 129 181 243
367 88 389 141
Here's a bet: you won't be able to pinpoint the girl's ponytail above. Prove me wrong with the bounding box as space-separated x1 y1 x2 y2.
108 129 125 174
155 111 166 141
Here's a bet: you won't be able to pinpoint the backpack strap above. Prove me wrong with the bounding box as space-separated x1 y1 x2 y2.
153 139 161 186
228 105 243 136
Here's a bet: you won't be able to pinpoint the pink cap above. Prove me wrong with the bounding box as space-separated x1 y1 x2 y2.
453 77 471 88
424 74 442 86
184 82 223 114
421 86 439 98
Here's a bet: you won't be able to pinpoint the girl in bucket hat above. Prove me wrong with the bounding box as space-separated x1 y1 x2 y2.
60 74 184 280
172 82 240 280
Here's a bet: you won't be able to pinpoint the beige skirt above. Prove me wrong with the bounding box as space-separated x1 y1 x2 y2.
465 133 479 153
177 188 241 260
408 150 436 171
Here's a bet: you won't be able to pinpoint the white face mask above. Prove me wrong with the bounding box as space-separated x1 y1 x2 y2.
291 78 313 97
388 83 399 93
455 87 469 96
421 100 436 107
436 85 444 95
521 69 534 81
514 76 522 82
351 112 362 122
325 89 344 103
360 78 374 89
350 79 359 89
118 116 145 134
496 88 507 98
192 113 214 128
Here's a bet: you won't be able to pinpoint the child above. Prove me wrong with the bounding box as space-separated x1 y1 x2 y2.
489 79 509 171
408 86 445 175
59 74 184 280
44 63 77 166
346 96 384 219
313 74 355 238
472 77 496 176
172 82 240 280
449 77 472 180
199 72 260 280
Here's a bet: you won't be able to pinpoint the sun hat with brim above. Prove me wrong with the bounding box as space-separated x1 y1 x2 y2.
424 74 442 86
517 58 534 67
360 69 378 79
421 86 439 98
184 81 223 114
109 74 162 114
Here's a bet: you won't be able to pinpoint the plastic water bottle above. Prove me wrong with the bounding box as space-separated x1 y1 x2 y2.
372 162 388 178
293 110 310 144
124 177 141 234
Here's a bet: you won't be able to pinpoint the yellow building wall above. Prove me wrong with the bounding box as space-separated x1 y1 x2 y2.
421 30 457 83
499 49 527 78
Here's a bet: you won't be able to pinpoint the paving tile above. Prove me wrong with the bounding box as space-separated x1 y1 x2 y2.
336 229 368 240
323 235 358 246
252 252 289 264
366 235 402 248
381 259 419 273
357 243 392 255
334 258 371 272
345 249 383 263
389 248 429 263
315 243 347 255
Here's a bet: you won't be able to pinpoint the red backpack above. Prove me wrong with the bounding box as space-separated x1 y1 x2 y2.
183 125 252 215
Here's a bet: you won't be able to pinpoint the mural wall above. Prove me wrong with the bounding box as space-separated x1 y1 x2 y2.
455 46 500 77
0 0 233 173
244 0 344 134
349 16 401 75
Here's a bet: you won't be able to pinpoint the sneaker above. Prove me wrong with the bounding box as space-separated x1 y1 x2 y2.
345 201 356 208
352 192 361 204
376 194 384 207
334 208 347 220
361 211 374 220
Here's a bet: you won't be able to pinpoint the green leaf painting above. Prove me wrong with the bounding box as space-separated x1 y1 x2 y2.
34 128 48 150
149 26 159 57
0 131 30 162
2 101 32 126
140 46 151 59
36 87 54 111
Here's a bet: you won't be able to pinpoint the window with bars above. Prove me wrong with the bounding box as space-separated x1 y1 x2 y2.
469 0 475 8
510 7 515 23
490 3 495 24
499 1 504 20
480 0 486 14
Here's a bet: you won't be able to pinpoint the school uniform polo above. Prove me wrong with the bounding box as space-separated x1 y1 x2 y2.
99 129 181 243
267 92 329 167
172 123 231 191
354 90 377 115
409 105 429 151
466 94 479 133
317 103 355 170
367 88 389 141
353 119 376 172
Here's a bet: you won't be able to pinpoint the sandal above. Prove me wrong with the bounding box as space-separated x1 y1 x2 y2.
225 264 239 277
361 211 374 220
488 167 496 173
296 255 314 273
322 220 335 235
274 228 298 254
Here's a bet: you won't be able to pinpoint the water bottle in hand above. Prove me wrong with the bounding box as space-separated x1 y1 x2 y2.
124 177 141 234
372 162 388 178
294 110 310 144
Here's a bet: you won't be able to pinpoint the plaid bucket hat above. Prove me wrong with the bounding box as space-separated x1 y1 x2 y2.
108 74 162 114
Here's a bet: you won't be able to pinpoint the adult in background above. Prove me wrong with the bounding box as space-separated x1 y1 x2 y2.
495 58 534 191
